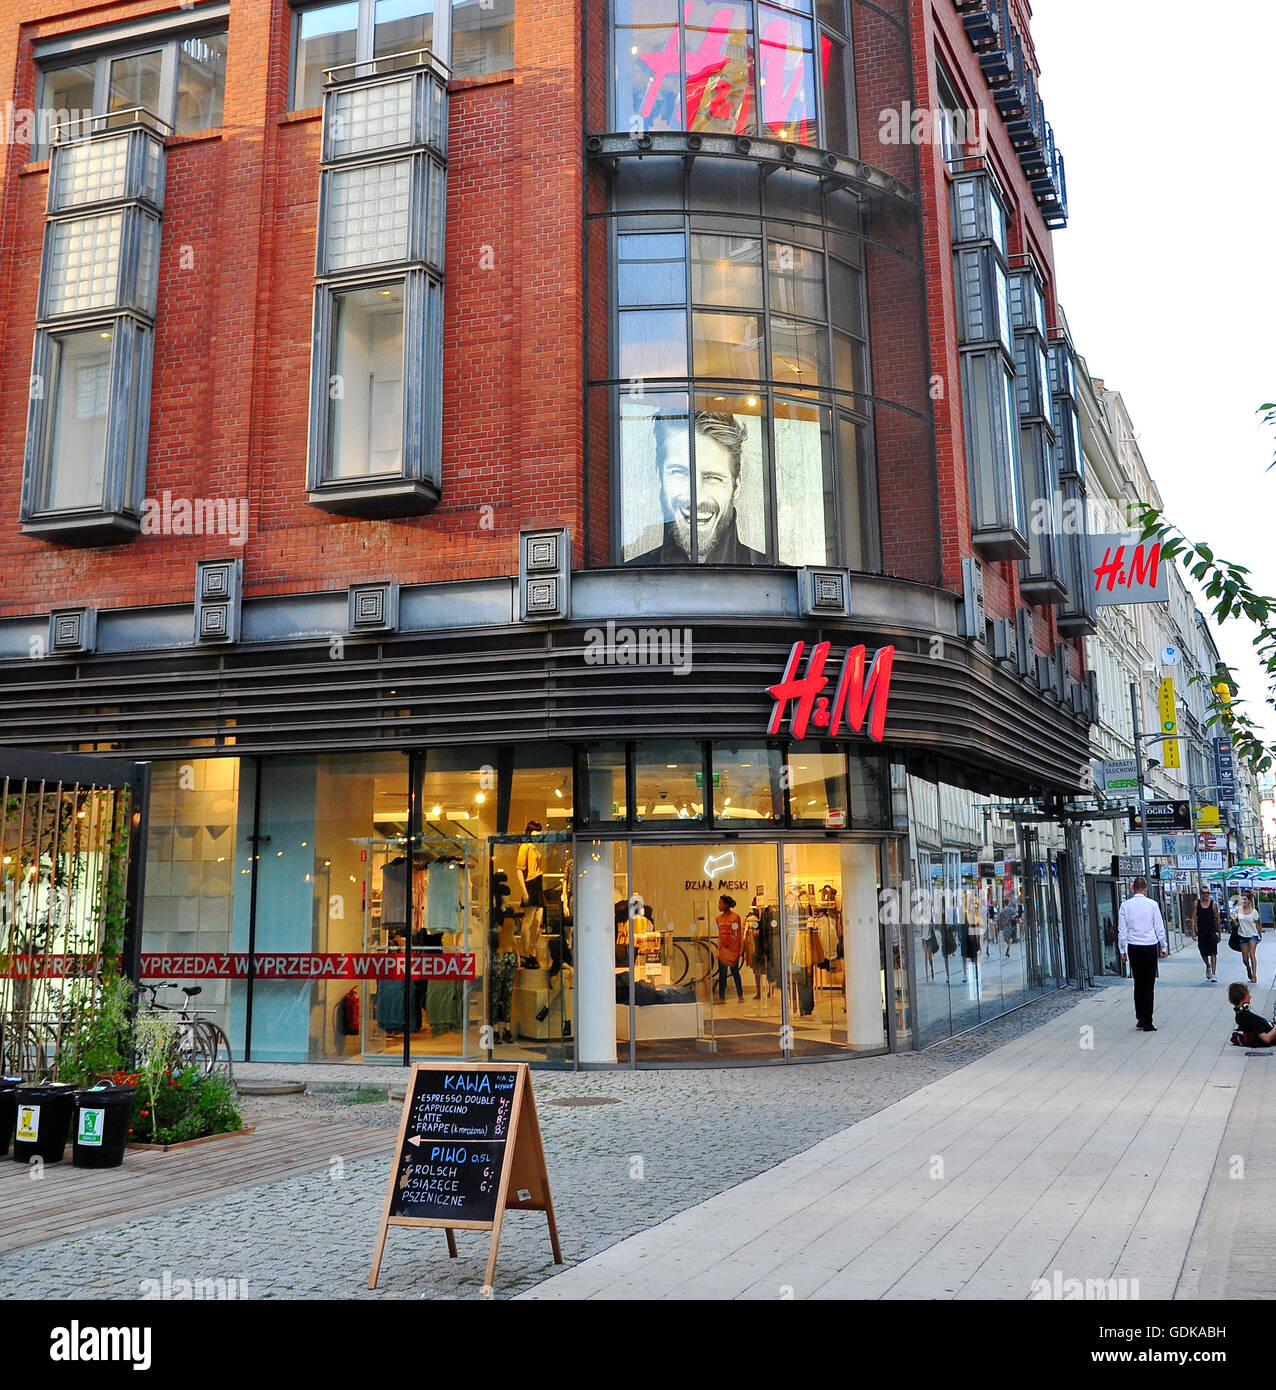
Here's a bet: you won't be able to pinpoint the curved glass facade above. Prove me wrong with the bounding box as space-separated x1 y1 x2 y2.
586 0 941 584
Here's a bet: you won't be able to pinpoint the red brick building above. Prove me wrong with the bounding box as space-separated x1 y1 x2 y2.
0 0 1099 1066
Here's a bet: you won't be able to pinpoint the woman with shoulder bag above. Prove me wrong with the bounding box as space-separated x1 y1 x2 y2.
1237 891 1262 984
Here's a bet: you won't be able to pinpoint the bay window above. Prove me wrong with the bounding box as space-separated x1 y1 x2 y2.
292 1 441 110
307 58 448 514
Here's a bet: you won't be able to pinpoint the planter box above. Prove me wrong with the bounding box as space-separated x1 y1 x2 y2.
126 1126 254 1153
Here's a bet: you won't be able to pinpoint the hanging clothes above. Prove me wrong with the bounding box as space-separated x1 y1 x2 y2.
426 859 464 936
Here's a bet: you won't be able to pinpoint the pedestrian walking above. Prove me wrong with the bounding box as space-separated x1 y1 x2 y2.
1195 887 1220 983
1235 891 1262 984
1118 876 1168 1032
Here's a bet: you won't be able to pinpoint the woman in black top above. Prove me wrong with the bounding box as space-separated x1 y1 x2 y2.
1195 887 1220 983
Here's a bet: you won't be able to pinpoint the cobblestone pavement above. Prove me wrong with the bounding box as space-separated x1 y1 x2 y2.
4 987 1092 1300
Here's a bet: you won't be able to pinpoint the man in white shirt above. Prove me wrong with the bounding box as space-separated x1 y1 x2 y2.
1118 876 1169 1032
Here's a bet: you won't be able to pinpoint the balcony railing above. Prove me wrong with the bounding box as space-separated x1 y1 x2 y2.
953 0 1068 228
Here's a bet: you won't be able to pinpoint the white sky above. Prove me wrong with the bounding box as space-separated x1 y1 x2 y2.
1030 0 1276 743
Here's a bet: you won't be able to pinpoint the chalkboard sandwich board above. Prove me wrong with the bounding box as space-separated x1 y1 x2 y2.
368 1062 561 1292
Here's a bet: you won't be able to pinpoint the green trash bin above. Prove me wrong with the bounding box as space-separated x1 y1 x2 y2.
72 1086 136 1169
11 1083 76 1164
0 1077 23 1157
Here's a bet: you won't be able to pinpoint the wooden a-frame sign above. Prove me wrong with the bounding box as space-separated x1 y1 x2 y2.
368 1061 562 1292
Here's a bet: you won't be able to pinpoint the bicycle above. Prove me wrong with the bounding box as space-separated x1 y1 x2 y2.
137 982 235 1086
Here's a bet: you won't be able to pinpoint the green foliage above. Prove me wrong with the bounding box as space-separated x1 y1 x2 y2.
1137 499 1276 774
57 975 135 1087
119 1062 243 1146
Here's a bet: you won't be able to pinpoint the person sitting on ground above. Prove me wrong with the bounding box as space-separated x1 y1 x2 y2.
1227 982 1276 1047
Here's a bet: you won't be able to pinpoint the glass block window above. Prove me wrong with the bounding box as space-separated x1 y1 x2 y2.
328 76 415 157
53 135 129 209
325 159 412 269
45 213 125 316
135 213 162 317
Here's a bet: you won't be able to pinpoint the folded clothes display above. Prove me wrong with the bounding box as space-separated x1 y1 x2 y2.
615 977 696 1006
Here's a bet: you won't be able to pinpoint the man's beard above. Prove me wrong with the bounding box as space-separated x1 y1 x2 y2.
670 501 733 561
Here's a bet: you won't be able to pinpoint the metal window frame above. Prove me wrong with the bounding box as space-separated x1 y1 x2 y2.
306 268 444 513
21 314 153 541
34 17 229 159
290 0 452 111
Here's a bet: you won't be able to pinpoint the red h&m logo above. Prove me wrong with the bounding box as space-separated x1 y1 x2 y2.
767 641 895 743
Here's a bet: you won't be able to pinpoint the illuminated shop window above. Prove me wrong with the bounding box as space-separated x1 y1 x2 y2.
612 0 855 155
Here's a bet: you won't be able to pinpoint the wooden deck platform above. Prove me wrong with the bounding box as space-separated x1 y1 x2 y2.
0 1118 394 1254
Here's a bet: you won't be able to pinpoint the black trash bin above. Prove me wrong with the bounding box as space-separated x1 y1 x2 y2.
72 1086 136 1169
11 1083 76 1164
0 1077 23 1158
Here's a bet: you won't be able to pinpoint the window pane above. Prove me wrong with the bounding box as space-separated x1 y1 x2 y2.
828 256 862 333
691 233 762 308
837 412 867 569
689 157 760 217
618 307 688 379
634 741 705 822
108 50 163 121
618 231 687 306
327 283 405 479
39 62 95 155
685 0 755 136
816 0 845 34
775 397 833 565
295 2 359 109
690 395 767 563
45 212 124 316
787 745 846 824
768 238 825 320
771 315 828 387
175 31 228 133
325 160 412 269
848 754 888 827
43 329 112 511
833 329 865 397
452 0 515 79
692 309 762 378
819 32 850 154
619 392 690 564
614 0 681 132
758 6 817 145
713 744 784 822
580 743 627 824
374 0 434 60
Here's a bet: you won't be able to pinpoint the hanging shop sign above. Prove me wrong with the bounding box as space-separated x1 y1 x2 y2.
368 1063 561 1294
1129 800 1192 832
1088 534 1170 606
767 641 895 744
1094 758 1139 792
136 953 477 980
1196 805 1221 829
1179 853 1224 871
1158 677 1181 770
1215 737 1236 800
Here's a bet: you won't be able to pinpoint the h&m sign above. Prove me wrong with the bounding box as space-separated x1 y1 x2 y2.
767 641 895 744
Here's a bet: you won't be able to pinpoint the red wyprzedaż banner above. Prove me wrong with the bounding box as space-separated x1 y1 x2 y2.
6 953 478 980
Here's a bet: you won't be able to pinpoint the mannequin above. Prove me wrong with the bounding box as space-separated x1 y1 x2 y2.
516 820 545 958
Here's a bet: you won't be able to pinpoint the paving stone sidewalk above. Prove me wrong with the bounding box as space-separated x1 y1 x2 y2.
520 936 1275 1300
2 986 1085 1300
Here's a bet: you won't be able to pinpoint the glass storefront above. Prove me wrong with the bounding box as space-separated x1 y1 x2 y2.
138 743 1071 1065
